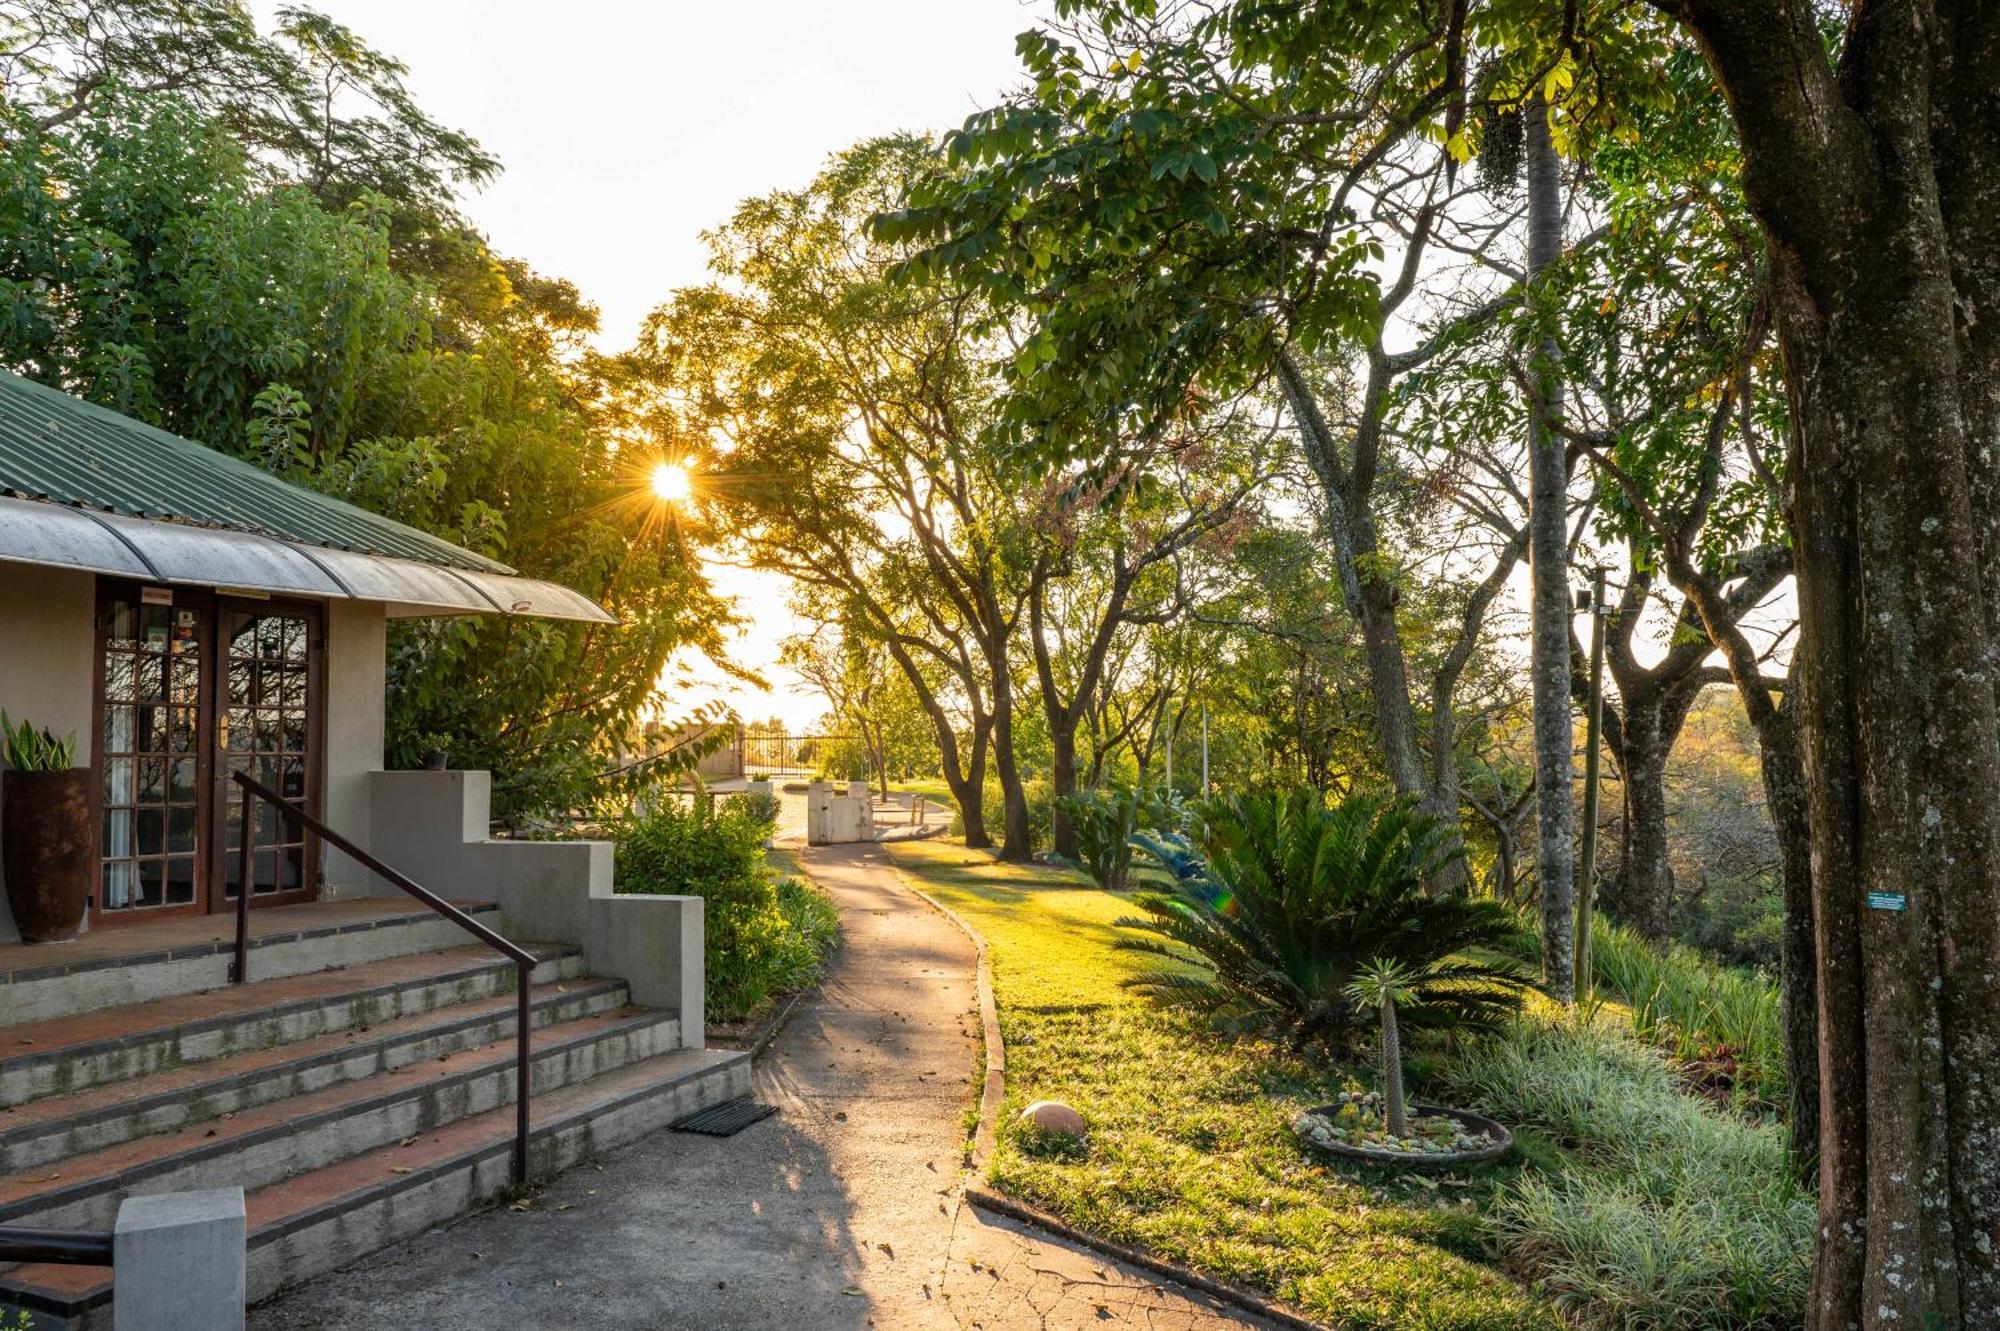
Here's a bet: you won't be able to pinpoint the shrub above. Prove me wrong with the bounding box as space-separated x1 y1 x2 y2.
615 801 832 1019
966 775 1053 851
1442 1010 1811 1329
1673 870 1785 970
1115 788 1529 1051
1055 783 1185 889
722 782 781 833
1055 784 1143 888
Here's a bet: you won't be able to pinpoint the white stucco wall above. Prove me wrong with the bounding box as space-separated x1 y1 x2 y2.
320 599 386 898
0 562 98 943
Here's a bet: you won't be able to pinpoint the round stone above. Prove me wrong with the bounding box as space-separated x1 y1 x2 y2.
1019 1100 1086 1138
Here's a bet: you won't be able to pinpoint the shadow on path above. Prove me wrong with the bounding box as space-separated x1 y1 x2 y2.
251 841 1274 1330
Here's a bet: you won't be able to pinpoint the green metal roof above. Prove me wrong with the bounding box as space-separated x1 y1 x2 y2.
0 369 513 575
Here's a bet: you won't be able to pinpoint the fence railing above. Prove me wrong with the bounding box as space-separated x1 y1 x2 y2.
229 770 536 1187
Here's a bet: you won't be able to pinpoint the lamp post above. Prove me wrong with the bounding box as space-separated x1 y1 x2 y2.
1575 566 1608 1000
1200 703 1209 794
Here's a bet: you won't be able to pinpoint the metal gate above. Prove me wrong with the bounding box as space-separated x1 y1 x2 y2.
741 734 860 778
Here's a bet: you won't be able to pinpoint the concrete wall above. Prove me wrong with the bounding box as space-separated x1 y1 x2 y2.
368 771 705 1045
320 600 385 897
806 780 875 845
0 562 97 943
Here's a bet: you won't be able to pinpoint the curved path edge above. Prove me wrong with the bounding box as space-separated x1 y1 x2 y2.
884 848 1329 1331
888 868 1006 1171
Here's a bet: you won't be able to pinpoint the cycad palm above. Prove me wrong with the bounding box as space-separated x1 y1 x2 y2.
1117 788 1528 1053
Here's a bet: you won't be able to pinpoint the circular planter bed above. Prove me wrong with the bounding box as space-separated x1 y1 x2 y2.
1293 1093 1512 1168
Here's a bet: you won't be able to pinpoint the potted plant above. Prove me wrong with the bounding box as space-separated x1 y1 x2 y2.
1 712 89 943
415 731 451 771
1290 958 1514 1167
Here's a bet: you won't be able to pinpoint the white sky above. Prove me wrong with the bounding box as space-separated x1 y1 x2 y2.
257 0 1051 729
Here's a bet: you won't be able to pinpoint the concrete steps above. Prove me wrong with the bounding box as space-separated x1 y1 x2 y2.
0 927 746 1329
0 943 586 1112
2 1046 748 1325
0 975 625 1174
1 902 517 1027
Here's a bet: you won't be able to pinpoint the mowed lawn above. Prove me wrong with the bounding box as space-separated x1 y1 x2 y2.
884 838 1559 1331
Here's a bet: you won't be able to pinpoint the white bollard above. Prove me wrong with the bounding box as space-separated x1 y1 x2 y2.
113 1188 246 1331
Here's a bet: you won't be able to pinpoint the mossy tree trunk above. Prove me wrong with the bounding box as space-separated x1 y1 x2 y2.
1523 93 1575 1001
1656 1 2000 1320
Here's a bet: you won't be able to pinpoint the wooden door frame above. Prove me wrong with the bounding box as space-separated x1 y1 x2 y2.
90 580 329 925
207 595 326 913
89 582 215 927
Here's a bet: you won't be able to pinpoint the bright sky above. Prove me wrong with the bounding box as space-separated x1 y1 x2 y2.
255 0 1051 730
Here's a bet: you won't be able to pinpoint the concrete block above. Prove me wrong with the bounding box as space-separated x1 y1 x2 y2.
113 1187 246 1331
588 893 703 1047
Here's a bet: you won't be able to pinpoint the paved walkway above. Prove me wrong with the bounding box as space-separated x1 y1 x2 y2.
252 841 1271 1330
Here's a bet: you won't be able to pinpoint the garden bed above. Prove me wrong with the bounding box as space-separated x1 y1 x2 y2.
885 838 1558 1331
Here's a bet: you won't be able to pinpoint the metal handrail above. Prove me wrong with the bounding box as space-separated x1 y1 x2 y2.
0 1225 113 1266
228 770 534 1187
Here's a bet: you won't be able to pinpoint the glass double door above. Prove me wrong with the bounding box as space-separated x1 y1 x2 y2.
95 585 322 923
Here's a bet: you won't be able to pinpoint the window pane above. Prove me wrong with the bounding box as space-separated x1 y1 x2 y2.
229 660 254 705
103 860 132 910
136 857 164 908
135 808 163 857
168 805 197 855
133 654 166 703
169 654 201 704
168 706 197 753
102 808 132 859
137 705 167 754
103 705 134 755
225 707 254 753
165 855 196 905
105 756 134 806
103 652 134 700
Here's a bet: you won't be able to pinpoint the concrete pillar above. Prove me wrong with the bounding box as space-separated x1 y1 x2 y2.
807 781 831 845
114 1187 246 1331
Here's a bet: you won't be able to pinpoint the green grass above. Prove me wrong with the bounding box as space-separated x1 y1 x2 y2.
1442 1009 1811 1329
886 839 1559 1331
890 776 959 802
1587 920 1786 1113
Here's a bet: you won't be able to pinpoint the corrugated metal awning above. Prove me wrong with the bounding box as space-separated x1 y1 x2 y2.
0 368 511 573
0 495 614 623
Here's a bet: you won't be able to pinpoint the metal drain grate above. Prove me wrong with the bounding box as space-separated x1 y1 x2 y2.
670 1097 778 1137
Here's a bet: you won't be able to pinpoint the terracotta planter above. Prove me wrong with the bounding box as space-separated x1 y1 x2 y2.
2 767 93 943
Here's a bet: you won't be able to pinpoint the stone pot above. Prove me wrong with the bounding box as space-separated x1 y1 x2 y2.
2 767 93 943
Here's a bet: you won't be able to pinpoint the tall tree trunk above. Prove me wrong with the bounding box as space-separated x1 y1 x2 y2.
989 654 1032 861
1651 12 2000 1318
1600 677 1705 945
1787 292 2000 1327
1275 350 1427 798
1523 93 1575 1002
1751 678 1818 1176
1608 731 1674 944
1049 724 1080 860
942 722 991 851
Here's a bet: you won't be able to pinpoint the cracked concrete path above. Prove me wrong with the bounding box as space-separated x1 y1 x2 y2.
251 839 1274 1330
